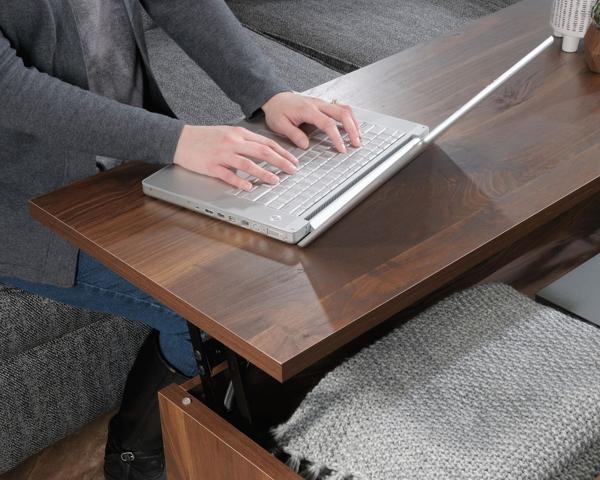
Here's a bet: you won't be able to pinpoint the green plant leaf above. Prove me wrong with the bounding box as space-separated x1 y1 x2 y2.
593 0 600 28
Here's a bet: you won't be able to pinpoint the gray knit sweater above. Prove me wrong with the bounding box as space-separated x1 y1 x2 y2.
0 0 288 286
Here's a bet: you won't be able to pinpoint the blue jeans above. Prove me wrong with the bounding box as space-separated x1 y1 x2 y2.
1 252 197 377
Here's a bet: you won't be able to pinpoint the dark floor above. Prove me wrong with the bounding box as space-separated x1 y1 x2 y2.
0 411 113 480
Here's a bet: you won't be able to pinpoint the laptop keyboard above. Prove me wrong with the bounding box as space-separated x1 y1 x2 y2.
227 122 407 216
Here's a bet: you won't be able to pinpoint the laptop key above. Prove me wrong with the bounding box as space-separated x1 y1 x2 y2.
269 201 285 210
262 163 281 174
359 122 374 130
258 191 280 205
289 148 307 159
319 151 335 161
243 185 272 201
310 132 328 142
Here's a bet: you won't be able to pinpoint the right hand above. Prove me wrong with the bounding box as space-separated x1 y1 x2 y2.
173 125 298 191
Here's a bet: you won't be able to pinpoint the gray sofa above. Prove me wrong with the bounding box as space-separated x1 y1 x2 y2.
0 0 519 473
225 0 520 72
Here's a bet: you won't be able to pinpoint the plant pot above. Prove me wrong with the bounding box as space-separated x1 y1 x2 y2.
584 23 600 73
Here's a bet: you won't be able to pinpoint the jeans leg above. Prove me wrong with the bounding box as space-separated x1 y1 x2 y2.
0 252 197 377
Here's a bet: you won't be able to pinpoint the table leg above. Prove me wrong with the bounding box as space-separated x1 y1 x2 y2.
186 321 254 425
224 348 253 424
187 322 222 410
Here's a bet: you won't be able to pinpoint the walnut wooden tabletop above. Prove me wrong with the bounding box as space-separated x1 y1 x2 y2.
30 0 600 382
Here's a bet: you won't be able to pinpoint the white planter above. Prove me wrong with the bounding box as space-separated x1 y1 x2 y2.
551 0 595 52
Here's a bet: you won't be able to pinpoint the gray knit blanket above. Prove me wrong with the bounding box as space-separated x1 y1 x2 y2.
273 284 600 480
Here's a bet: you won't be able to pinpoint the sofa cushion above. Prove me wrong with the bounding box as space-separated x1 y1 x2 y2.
0 284 138 362
0 315 149 473
273 284 600 479
226 0 521 72
145 26 340 125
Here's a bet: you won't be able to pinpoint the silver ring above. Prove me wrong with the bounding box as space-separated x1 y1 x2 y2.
330 98 338 105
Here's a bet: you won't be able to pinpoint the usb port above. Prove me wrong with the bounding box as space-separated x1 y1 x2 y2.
204 209 214 215
241 220 249 226
267 228 281 239
217 213 225 218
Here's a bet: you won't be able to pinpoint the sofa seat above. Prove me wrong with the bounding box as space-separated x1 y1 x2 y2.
144 25 340 125
226 0 521 72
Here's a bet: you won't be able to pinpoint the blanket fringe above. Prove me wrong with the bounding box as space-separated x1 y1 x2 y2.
278 446 357 479
271 423 288 442
302 462 326 480
286 450 303 472
329 472 354 480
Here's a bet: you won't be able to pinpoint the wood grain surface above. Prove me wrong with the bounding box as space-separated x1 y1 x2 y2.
30 0 600 381
159 384 302 480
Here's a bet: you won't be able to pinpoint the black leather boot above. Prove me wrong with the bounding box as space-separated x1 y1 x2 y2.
104 330 189 480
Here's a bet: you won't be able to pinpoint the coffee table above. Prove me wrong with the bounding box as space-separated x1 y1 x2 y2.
29 0 600 477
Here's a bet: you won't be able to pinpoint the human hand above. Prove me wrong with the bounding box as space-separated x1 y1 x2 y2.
173 125 298 191
261 92 361 153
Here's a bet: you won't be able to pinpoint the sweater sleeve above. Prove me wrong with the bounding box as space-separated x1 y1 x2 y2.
0 30 184 164
141 0 290 118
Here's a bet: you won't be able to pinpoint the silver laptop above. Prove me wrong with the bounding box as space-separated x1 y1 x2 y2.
143 37 553 247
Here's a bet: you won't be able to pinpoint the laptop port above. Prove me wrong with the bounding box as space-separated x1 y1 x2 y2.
217 213 225 218
267 228 281 239
204 209 214 215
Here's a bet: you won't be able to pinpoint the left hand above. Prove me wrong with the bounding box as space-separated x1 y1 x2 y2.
261 92 361 153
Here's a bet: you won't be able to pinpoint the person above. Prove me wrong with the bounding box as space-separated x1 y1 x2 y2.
0 0 361 479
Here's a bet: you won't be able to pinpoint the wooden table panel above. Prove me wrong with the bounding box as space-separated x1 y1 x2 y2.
30 0 600 381
159 385 302 480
